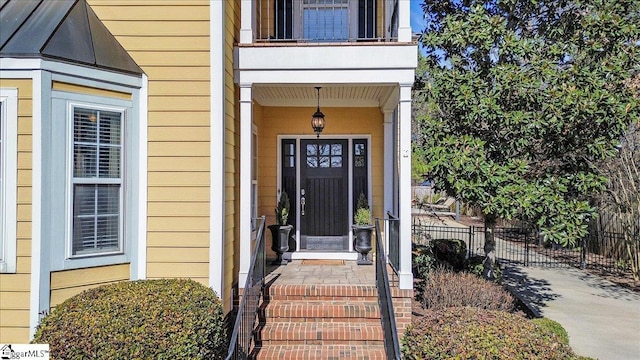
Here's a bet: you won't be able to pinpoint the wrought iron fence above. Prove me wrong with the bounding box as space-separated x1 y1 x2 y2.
412 218 638 274
386 212 400 273
226 216 266 360
375 218 401 360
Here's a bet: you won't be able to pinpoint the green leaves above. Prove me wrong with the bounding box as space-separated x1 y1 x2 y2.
33 279 228 360
414 0 640 245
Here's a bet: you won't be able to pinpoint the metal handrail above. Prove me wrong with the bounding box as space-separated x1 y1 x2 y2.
386 212 400 274
225 216 266 360
375 218 402 360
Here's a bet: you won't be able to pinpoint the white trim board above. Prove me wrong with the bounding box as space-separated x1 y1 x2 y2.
0 88 18 274
209 0 226 299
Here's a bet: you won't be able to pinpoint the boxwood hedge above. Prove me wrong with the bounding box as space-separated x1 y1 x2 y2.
33 279 226 359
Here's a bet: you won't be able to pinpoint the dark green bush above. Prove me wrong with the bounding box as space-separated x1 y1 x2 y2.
402 307 576 360
469 254 503 282
33 279 226 359
532 318 570 345
431 238 467 270
418 268 516 312
412 243 436 279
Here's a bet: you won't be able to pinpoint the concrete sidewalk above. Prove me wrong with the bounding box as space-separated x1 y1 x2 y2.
503 265 640 360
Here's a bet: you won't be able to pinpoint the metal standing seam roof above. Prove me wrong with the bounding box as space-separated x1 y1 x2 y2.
0 0 142 75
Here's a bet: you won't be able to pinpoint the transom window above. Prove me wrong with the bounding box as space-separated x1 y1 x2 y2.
71 106 123 256
306 143 343 168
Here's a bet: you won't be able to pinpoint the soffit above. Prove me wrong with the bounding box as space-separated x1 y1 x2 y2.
253 85 397 108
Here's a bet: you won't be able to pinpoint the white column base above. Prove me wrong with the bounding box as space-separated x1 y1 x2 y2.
397 271 414 290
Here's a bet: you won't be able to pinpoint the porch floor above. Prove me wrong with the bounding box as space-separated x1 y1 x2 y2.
265 260 375 285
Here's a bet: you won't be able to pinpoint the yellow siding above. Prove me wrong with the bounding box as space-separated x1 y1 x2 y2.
89 0 212 285
49 264 130 307
0 79 32 343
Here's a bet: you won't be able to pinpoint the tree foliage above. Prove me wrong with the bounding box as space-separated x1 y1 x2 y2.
415 0 640 247
597 116 640 282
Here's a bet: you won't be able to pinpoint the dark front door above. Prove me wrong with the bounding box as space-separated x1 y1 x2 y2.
300 139 349 250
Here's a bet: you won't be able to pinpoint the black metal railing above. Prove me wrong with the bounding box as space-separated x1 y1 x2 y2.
412 220 639 274
375 218 401 360
226 216 266 360
254 0 398 42
387 212 400 273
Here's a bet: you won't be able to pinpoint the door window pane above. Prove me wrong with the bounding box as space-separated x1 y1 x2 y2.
306 142 343 168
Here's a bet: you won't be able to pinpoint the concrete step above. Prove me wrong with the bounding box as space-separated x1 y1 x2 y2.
256 322 384 345
252 344 387 360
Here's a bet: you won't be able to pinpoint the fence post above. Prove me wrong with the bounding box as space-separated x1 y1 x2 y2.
581 236 587 269
524 230 529 267
468 226 473 258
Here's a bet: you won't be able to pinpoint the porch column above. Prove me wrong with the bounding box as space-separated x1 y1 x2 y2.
383 110 394 216
398 0 412 42
239 0 253 44
238 84 253 287
398 84 413 289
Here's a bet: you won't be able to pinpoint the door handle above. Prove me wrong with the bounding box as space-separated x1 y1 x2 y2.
300 196 306 216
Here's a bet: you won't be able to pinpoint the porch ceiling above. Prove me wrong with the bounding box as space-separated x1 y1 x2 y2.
253 85 397 108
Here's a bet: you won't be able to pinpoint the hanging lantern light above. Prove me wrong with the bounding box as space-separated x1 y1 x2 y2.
311 86 325 138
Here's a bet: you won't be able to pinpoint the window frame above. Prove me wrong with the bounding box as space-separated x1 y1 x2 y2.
67 103 125 258
293 0 358 41
0 88 18 273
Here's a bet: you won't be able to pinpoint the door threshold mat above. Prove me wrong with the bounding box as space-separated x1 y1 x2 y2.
301 259 345 266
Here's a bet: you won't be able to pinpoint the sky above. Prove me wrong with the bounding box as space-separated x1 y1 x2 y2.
410 0 426 34
410 0 426 54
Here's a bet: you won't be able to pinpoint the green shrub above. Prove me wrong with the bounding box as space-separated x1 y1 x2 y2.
532 318 570 345
402 307 576 360
469 254 503 282
33 279 227 360
431 238 467 270
412 243 436 279
418 268 516 312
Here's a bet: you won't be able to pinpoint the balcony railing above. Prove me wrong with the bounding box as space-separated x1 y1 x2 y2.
254 0 398 42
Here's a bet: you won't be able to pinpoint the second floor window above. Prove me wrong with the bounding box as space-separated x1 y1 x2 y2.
303 0 349 41
272 0 377 41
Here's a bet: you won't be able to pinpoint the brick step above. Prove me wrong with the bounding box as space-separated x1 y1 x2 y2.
252 344 387 360
265 284 378 301
262 300 381 322
256 322 384 345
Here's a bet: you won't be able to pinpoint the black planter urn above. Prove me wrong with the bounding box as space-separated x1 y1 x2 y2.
352 225 374 265
268 224 293 265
